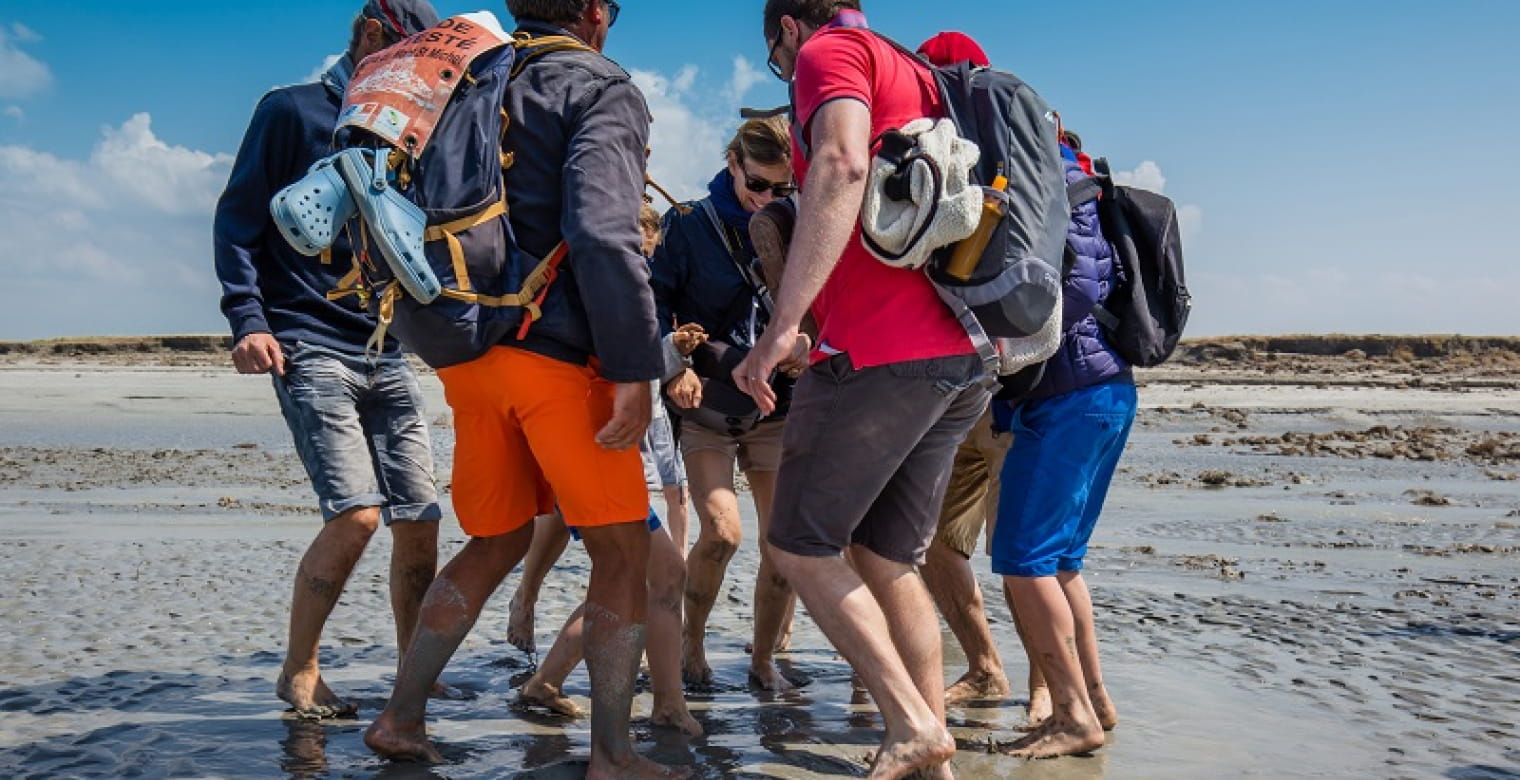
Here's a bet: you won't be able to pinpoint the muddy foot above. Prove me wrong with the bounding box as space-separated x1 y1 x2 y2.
506 592 535 655
516 681 584 718
363 713 444 763
1000 716 1104 759
1022 685 1052 729
1090 685 1118 731
587 750 691 780
748 661 795 693
681 647 714 688
944 670 1011 705
277 668 357 720
868 727 956 780
651 701 704 737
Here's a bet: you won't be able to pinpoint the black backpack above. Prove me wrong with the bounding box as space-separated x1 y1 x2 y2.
1069 159 1191 367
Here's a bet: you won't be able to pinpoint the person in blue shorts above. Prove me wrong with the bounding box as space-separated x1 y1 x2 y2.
992 131 1135 759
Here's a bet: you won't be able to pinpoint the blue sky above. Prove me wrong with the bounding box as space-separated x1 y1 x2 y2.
0 0 1516 339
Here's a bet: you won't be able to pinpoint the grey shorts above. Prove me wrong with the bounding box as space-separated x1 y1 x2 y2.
640 381 686 489
272 341 442 525
768 353 991 565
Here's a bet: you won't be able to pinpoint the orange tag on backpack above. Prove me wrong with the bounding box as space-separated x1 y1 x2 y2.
337 12 508 157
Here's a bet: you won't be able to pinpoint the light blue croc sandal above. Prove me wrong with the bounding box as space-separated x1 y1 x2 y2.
270 153 355 256
334 148 441 305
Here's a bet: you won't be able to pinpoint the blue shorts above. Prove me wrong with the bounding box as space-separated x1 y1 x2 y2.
990 379 1136 577
568 507 662 541
272 341 442 525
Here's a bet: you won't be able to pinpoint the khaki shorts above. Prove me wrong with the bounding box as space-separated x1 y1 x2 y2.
933 407 1013 558
680 417 784 473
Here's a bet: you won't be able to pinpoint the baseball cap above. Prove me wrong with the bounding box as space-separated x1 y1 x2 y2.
362 0 441 39
916 31 991 68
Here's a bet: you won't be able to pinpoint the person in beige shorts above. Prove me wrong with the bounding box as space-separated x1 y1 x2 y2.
920 406 1051 724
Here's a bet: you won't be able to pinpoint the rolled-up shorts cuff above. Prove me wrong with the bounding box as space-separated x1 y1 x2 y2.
993 557 1060 577
385 500 443 525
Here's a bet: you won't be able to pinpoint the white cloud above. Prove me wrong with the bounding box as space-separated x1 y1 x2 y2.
10 23 41 43
3 105 21 121
0 114 232 339
304 53 343 84
721 56 765 105
0 22 51 99
1113 160 1166 194
632 66 732 205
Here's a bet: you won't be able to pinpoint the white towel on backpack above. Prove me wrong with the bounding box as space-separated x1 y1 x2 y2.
860 117 983 270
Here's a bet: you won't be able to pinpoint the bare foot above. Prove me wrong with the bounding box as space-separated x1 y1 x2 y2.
999 713 1103 759
748 660 795 693
1089 684 1118 730
1023 685 1052 729
868 726 956 780
506 591 535 654
516 680 584 718
944 670 1011 705
587 750 691 780
363 712 444 763
681 644 714 688
651 701 704 737
277 668 357 720
429 680 470 701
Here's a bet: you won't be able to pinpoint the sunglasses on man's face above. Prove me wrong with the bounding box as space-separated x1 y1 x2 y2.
605 0 620 27
743 170 797 199
766 35 785 80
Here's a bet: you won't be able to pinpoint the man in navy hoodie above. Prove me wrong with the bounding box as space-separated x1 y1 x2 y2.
212 0 442 719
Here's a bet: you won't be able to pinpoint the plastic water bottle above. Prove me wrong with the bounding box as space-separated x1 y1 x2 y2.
945 173 1009 280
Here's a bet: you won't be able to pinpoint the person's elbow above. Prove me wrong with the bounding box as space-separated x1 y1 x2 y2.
810 143 869 187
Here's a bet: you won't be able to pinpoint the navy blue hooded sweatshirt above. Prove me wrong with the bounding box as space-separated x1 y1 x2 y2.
213 80 396 355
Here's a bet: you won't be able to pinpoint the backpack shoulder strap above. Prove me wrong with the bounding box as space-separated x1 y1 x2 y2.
509 33 593 76
697 198 775 318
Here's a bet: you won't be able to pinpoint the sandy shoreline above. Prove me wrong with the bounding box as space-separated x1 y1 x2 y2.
0 354 1517 778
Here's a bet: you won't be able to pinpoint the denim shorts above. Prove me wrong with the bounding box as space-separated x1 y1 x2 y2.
990 379 1136 577
640 380 686 489
272 341 442 525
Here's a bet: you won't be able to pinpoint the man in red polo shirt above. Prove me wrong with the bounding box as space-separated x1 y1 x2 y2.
735 2 991 777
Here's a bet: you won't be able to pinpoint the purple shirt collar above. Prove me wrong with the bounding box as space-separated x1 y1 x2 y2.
825 9 869 30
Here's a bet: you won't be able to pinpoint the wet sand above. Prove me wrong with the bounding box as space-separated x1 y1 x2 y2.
0 346 1517 779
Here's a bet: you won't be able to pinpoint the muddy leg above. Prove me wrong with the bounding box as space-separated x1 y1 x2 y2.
279 506 379 719
681 449 741 687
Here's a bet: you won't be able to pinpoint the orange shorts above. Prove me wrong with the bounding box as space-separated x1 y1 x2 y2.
437 346 649 538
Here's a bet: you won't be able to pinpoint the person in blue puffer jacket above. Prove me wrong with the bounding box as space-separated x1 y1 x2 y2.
989 132 1136 758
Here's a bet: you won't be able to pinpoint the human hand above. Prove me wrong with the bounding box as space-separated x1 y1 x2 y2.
777 332 812 377
664 368 702 409
595 381 652 450
672 323 707 356
732 327 797 415
231 333 285 376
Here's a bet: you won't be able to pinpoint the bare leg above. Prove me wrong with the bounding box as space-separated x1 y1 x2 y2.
771 545 954 780
999 575 1104 759
662 484 690 555
518 604 587 718
580 521 688 780
646 528 701 735
389 520 464 699
920 540 1008 705
746 469 795 691
1003 580 1051 726
1058 571 1116 730
278 506 380 718
507 513 570 654
682 449 742 686
365 526 535 762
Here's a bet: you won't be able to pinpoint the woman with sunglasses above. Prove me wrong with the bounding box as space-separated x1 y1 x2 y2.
649 116 810 692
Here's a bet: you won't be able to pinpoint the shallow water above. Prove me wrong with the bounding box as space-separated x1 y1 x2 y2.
0 366 1517 779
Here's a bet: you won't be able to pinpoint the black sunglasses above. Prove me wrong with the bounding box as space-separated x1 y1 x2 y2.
766 34 785 80
743 169 796 198
605 0 620 27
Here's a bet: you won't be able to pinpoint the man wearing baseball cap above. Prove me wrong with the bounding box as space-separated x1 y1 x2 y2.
212 0 441 719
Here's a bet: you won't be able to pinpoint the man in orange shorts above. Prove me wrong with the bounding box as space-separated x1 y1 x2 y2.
363 2 683 778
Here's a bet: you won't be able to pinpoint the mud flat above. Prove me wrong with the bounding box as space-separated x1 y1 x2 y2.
0 340 1517 779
